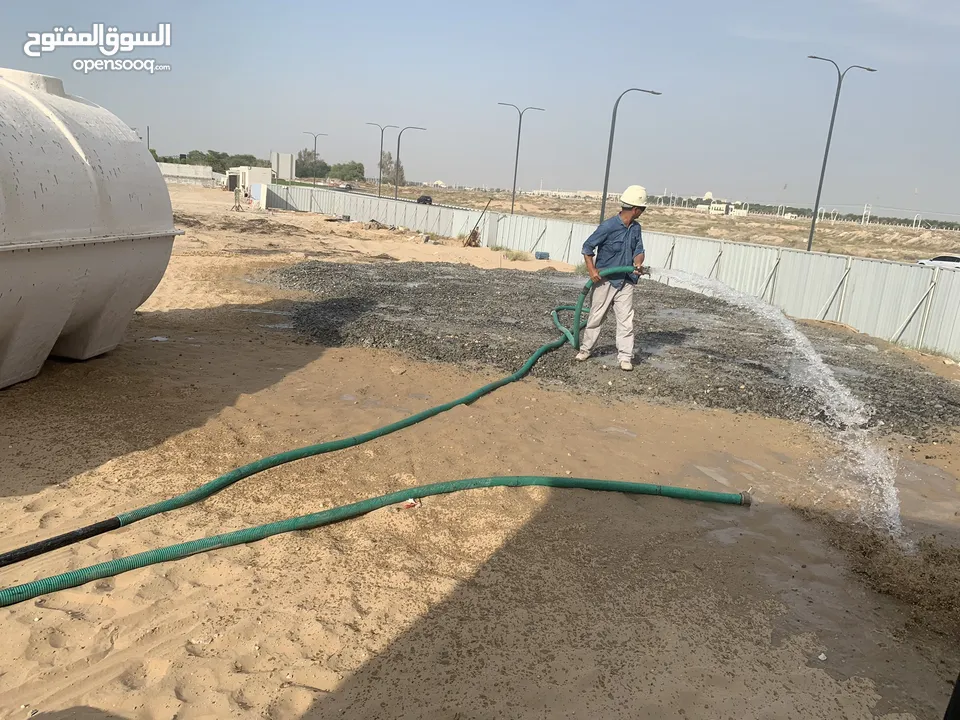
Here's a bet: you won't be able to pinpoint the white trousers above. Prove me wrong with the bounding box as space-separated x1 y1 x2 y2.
579 282 635 362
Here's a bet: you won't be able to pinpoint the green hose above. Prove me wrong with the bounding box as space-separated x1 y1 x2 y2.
0 477 748 607
0 266 750 608
118 266 620 526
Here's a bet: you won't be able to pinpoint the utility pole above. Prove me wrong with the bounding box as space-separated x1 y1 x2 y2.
806 56 876 251
366 122 398 197
395 126 425 200
599 87 661 223
302 131 328 187
497 103 544 214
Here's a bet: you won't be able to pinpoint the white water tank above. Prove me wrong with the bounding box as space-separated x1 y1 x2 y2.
0 68 178 389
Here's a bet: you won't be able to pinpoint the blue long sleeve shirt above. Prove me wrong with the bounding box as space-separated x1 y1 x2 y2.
581 215 645 289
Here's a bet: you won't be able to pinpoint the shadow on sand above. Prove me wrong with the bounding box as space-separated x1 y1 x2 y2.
299 492 959 719
0 297 374 498
31 710 129 720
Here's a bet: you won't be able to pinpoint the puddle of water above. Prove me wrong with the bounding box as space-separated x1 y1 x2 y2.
599 426 638 438
149 336 169 342
544 276 586 289
639 343 670 358
736 457 768 472
893 459 960 540
239 308 293 316
695 466 733 488
828 364 869 380
650 306 723 326
646 358 679 373
652 268 901 534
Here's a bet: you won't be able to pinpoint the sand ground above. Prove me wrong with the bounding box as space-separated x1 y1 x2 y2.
0 185 957 719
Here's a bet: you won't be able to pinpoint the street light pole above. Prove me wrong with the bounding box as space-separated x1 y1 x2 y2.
395 126 425 200
599 87 661 223
806 56 876 252
498 103 545 214
302 131 328 187
366 122 398 197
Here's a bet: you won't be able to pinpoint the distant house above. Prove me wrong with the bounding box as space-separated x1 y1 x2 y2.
226 166 272 192
432 180 447 188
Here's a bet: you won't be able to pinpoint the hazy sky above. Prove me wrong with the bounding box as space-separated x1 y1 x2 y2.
1 0 958 218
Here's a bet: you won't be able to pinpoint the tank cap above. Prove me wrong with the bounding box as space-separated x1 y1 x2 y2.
0 68 66 97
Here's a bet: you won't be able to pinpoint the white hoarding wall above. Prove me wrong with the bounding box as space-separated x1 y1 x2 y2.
263 184 960 360
157 162 216 187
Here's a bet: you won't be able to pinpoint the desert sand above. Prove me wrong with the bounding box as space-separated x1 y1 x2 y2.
0 185 956 719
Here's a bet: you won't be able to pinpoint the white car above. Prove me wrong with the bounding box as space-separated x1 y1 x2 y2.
917 255 960 268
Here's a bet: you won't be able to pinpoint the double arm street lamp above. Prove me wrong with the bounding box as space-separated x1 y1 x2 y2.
366 122 398 197
302 131 328 187
806 55 876 252
599 88 661 223
498 103 545 214
395 126 425 199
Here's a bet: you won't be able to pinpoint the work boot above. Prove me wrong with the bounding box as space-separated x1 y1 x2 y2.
620 360 633 371
575 350 591 362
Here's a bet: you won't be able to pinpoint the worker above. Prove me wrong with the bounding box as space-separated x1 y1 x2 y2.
576 185 649 372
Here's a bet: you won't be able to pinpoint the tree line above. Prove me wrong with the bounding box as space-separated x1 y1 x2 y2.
294 148 365 182
150 148 368 183
150 149 270 174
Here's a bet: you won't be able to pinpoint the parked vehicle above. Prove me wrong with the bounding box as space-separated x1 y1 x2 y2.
917 255 960 268
417 195 433 205
338 183 353 191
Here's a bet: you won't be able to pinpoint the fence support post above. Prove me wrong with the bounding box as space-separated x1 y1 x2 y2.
890 275 939 344
562 226 574 264
917 267 940 350
836 256 853 321
756 252 781 300
817 266 851 320
708 245 723 279
665 239 675 269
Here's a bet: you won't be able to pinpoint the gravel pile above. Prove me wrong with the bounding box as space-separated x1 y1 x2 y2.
269 261 960 441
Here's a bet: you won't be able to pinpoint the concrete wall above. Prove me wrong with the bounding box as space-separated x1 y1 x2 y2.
157 162 217 188
270 152 295 181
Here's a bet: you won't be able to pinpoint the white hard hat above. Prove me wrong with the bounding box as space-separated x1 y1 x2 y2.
620 185 648 208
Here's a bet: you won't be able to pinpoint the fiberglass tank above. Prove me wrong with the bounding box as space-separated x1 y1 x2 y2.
0 68 177 389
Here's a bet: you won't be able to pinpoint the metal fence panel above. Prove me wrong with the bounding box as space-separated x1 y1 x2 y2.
260 185 960 359
772 249 849 320
671 235 724 277
839 258 937 346
264 186 486 239
716 242 780 297
919 268 960 357
637 231 674 268
495 214 546 252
